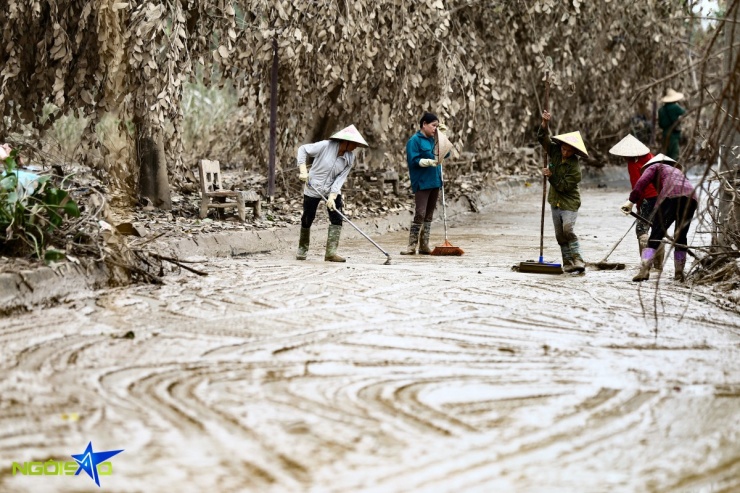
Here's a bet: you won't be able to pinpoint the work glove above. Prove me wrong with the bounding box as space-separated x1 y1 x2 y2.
298 163 308 182
419 158 438 167
326 192 338 211
438 122 448 133
620 200 634 215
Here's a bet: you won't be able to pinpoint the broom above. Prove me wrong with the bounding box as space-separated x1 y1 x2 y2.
430 130 464 256
517 69 563 274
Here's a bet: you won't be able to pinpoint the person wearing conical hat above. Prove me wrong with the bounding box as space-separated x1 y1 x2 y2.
658 88 686 161
620 153 697 282
608 134 665 269
295 124 368 262
401 112 450 255
538 110 588 273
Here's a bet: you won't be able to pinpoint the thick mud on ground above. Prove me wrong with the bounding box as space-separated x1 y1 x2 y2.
1 187 739 493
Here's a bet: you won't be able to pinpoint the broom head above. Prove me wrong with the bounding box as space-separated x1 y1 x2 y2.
516 260 563 274
430 239 464 256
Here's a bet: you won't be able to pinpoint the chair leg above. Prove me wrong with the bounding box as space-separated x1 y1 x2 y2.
200 196 209 219
236 196 246 222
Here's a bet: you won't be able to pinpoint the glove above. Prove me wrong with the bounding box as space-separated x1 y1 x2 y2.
326 193 338 211
419 158 438 167
298 163 308 182
438 122 448 133
620 200 634 215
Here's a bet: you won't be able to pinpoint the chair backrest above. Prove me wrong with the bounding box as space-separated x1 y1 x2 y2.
198 159 222 194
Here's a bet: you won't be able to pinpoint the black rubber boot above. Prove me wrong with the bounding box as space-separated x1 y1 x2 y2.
400 222 422 255
296 227 310 260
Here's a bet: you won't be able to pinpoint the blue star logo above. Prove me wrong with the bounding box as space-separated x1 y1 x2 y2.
71 441 123 487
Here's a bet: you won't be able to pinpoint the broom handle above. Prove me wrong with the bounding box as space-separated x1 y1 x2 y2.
539 71 550 263
440 162 449 242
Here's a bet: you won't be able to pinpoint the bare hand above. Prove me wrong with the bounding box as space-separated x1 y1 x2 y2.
541 110 551 127
542 167 552 177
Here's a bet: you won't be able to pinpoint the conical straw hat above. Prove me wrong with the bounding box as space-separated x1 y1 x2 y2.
640 153 676 171
329 124 368 147
435 130 454 163
608 134 650 157
661 88 684 103
552 131 588 158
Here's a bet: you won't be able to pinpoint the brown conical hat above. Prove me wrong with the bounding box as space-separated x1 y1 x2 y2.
552 131 588 157
661 88 684 103
640 153 676 171
608 134 650 158
435 130 454 163
329 124 369 147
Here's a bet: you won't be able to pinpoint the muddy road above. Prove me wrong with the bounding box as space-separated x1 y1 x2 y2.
1 187 739 492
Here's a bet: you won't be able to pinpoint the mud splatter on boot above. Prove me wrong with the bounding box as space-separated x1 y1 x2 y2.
633 247 655 282
296 227 310 260
400 222 421 255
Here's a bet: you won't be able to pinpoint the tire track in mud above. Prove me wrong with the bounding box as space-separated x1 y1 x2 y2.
0 188 738 492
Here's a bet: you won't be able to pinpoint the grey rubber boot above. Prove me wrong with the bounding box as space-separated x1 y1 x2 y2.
296 227 310 260
632 247 655 282
400 222 422 255
652 244 665 271
638 234 648 257
567 240 586 273
418 222 433 254
560 243 574 271
324 224 346 262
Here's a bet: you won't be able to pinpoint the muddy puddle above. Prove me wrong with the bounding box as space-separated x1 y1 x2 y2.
1 187 738 492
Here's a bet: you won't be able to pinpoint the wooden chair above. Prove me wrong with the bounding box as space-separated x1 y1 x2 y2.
198 159 261 221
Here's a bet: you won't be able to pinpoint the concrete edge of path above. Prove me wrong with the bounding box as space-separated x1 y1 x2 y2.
0 260 113 316
0 166 627 314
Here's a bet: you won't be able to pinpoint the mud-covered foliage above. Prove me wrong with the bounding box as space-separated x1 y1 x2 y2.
1 0 692 192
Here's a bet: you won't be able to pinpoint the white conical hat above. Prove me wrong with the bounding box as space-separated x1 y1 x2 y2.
329 124 368 147
609 134 650 157
661 88 684 103
435 130 454 162
552 131 588 157
640 153 676 171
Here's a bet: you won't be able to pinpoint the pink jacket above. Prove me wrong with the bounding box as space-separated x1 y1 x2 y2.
629 163 696 206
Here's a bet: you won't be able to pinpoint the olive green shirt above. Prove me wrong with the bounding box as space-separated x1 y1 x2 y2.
536 125 582 211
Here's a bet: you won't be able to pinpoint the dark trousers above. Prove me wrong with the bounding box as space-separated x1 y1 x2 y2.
636 197 658 238
413 188 439 224
301 194 344 228
648 196 697 252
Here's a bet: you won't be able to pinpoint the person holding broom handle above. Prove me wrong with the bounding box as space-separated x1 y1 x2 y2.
537 110 589 273
295 124 368 262
401 112 448 255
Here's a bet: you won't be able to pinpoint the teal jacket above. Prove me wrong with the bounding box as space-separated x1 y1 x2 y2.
405 131 442 193
537 125 582 211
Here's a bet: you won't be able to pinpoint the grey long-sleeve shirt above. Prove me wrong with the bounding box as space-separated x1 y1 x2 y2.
297 140 355 198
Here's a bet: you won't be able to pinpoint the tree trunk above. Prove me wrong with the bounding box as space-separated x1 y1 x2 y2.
136 125 172 210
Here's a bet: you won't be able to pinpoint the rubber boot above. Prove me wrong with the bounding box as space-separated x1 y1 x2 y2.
418 222 433 254
560 243 574 272
653 244 665 272
674 250 687 282
324 225 346 262
638 234 648 257
400 222 422 255
568 240 586 273
632 247 655 282
296 227 310 260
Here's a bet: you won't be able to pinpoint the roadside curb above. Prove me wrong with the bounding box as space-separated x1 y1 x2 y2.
0 260 112 315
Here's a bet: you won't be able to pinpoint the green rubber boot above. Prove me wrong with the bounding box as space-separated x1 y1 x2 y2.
324 225 346 262
296 227 310 260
